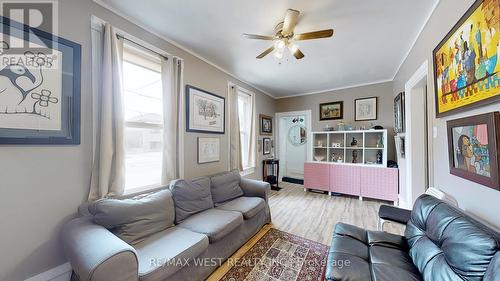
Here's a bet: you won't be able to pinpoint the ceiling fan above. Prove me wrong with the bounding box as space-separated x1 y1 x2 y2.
243 9 334 60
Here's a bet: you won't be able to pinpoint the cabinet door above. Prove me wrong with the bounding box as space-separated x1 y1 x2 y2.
330 165 360 196
304 163 330 192
360 167 398 201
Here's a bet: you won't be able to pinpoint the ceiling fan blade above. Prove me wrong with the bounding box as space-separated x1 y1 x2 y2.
242 33 275 40
282 9 300 36
256 45 275 59
292 48 305 59
294 29 334 40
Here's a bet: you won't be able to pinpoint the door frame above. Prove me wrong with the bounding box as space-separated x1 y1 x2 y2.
275 110 312 181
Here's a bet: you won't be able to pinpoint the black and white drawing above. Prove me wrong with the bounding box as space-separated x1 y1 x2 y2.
355 97 378 121
198 137 220 164
186 85 225 134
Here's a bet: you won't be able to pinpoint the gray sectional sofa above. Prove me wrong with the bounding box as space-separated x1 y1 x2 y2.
61 170 271 281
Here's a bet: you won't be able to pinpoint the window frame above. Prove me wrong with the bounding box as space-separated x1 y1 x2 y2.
236 86 256 175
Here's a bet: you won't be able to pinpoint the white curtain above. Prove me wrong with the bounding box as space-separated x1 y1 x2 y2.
161 56 184 185
229 85 243 171
88 23 125 200
248 92 256 168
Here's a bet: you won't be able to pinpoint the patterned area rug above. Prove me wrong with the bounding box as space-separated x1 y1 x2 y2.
221 228 329 281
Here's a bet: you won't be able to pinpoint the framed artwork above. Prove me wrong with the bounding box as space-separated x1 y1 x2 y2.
355 97 377 121
198 137 220 164
263 137 272 155
447 112 499 190
319 101 343 120
186 85 225 134
394 92 405 133
260 114 273 135
433 0 500 117
0 16 81 144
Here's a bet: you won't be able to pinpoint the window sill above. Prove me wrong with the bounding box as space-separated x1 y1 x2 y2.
123 183 164 197
240 167 255 177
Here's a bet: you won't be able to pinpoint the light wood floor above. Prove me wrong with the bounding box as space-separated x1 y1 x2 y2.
268 182 404 245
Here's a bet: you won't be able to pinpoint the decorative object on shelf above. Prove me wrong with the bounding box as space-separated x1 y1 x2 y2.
433 0 500 118
447 112 499 190
350 137 358 147
355 97 377 121
314 155 325 161
376 150 383 164
372 125 384 129
376 135 384 148
337 156 343 163
262 159 280 191
197 137 220 164
263 137 272 155
331 142 342 148
316 140 324 147
352 150 358 163
336 122 345 131
322 124 334 131
330 152 335 161
0 17 81 144
319 101 343 120
288 125 307 146
394 92 405 133
259 114 273 135
186 85 225 134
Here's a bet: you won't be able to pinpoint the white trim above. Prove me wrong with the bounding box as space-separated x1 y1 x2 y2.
392 0 440 80
24 263 72 281
274 79 393 99
92 0 276 99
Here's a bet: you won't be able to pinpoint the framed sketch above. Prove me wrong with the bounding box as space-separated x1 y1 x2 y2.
319 101 343 120
447 112 499 190
263 137 272 155
186 85 225 134
198 137 220 164
394 92 405 133
355 97 377 121
0 16 81 144
433 0 500 117
260 114 273 135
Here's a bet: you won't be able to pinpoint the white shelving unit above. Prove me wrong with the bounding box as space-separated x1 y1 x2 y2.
311 129 388 167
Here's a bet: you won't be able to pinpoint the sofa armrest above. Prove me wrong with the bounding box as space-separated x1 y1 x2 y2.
61 217 139 281
240 177 271 202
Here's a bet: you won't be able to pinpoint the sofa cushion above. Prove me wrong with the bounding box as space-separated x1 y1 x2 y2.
216 196 265 219
170 177 213 223
178 209 243 243
210 170 244 205
89 189 175 245
134 226 209 281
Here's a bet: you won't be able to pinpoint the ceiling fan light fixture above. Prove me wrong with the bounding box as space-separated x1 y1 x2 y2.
274 39 286 51
288 43 299 54
274 49 284 59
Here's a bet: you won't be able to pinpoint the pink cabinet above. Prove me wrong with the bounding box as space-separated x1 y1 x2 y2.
304 163 330 192
330 165 360 196
360 167 398 202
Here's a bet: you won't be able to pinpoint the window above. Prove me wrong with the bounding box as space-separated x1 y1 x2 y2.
123 43 163 191
237 88 254 170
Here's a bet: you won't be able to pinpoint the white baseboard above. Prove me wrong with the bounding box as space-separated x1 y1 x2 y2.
24 263 72 281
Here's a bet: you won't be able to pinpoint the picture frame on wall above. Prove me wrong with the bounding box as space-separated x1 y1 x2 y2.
355 97 377 121
394 92 405 133
260 114 273 135
446 112 499 190
0 16 81 144
198 137 220 164
263 137 272 155
433 0 500 117
319 101 343 120
186 85 225 134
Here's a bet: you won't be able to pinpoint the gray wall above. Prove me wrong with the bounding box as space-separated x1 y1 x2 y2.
275 81 396 161
0 0 275 280
393 0 500 228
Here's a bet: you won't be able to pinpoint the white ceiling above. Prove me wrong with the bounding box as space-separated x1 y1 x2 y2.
97 0 438 98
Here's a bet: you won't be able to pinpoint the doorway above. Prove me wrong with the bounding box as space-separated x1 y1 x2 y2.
399 61 432 209
275 110 312 184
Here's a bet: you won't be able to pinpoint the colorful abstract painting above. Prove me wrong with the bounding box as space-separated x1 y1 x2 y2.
433 0 500 117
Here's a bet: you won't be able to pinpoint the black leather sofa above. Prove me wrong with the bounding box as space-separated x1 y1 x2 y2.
325 194 500 281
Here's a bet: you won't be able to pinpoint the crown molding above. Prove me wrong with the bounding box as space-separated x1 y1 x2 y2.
92 0 276 99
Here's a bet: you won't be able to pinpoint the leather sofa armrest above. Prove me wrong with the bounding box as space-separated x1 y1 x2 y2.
61 217 139 281
240 177 271 202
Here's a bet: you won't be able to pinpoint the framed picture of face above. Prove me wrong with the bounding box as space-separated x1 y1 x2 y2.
355 97 377 121
447 112 499 190
260 114 273 135
263 137 272 155
319 101 343 120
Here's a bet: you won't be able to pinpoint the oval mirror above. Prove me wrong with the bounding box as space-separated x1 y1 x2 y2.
288 125 307 146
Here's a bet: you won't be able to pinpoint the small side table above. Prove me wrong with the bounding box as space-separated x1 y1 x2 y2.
262 159 281 191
